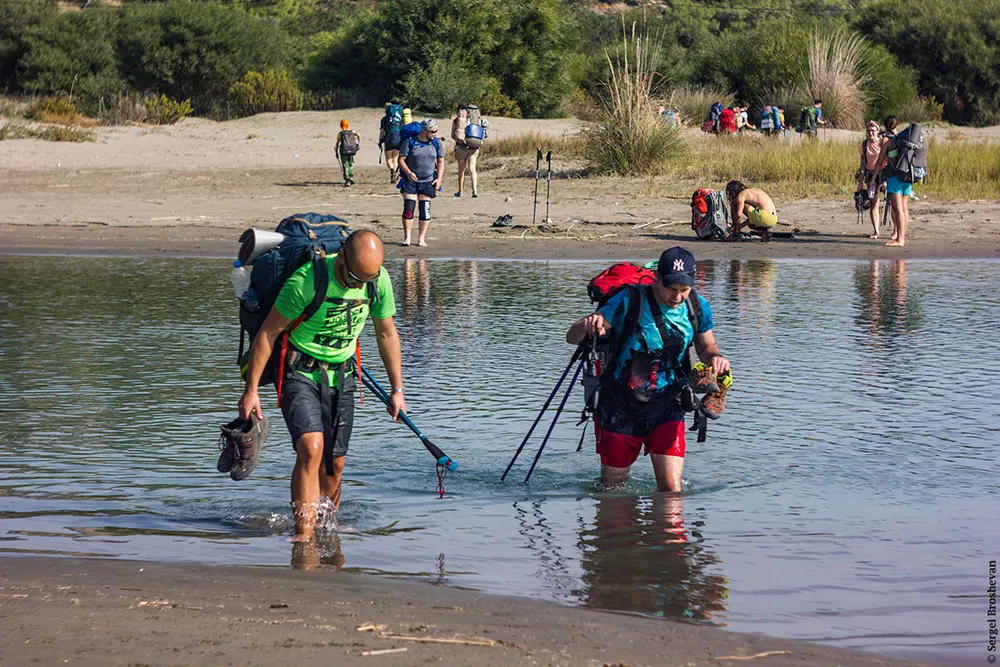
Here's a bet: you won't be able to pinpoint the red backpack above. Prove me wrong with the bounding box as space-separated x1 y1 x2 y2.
587 262 656 306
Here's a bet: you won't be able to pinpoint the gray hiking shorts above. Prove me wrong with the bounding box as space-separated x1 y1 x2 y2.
280 370 355 458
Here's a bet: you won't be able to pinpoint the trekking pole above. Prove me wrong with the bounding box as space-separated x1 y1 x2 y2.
543 150 552 224
501 344 585 481
379 144 383 164
531 148 542 225
523 358 586 484
359 365 458 473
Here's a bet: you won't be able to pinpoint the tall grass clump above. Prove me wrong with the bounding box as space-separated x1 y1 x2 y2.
894 96 944 125
98 93 148 126
480 132 587 159
805 29 871 130
922 140 1000 199
590 23 686 175
667 86 734 125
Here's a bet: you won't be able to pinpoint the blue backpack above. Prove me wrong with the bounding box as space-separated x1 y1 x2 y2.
383 104 404 147
236 213 351 384
400 121 422 143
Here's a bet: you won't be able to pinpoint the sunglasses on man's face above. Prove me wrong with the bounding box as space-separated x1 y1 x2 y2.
343 254 378 286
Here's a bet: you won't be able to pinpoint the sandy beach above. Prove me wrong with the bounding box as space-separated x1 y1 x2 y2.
3 108 999 261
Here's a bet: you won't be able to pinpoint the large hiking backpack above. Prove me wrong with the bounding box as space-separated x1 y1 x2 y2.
760 107 774 132
339 130 359 156
400 121 422 143
709 102 724 133
237 213 351 385
887 123 927 183
462 105 487 149
690 189 728 240
384 104 404 148
798 106 817 133
581 261 706 436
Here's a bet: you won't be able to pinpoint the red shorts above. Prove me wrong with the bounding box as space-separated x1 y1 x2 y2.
594 418 686 468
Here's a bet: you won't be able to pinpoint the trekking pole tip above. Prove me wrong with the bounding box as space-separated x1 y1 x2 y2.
438 456 458 472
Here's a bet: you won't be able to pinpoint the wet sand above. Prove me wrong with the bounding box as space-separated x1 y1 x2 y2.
1 556 937 666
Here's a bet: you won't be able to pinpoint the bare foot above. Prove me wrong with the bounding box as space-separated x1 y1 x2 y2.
417 241 428 247
869 234 879 239
885 240 905 247
400 240 410 247
290 532 314 543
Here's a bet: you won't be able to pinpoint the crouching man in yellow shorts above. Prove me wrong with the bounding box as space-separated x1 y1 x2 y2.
726 180 778 242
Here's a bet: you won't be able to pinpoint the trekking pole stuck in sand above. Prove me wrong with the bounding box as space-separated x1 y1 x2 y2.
531 148 542 225
501 344 585 482
359 365 458 496
543 150 553 224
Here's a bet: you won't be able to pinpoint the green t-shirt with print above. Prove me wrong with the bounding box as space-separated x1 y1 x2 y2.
273 254 396 385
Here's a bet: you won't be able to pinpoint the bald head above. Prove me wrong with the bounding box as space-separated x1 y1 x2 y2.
343 230 384 281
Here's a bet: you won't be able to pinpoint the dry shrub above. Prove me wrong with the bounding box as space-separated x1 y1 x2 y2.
895 95 944 124
99 93 148 126
228 69 304 117
25 96 97 127
946 128 966 142
667 86 735 125
144 95 193 125
0 121 94 142
590 22 686 175
805 29 871 130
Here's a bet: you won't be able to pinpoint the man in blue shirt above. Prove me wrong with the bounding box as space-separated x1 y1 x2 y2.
566 247 730 492
398 118 445 247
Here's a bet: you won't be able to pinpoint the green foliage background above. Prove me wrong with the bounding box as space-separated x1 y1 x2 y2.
1 0 998 124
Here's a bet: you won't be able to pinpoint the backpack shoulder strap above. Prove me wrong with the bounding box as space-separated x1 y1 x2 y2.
610 284 643 364
297 250 329 328
686 291 702 336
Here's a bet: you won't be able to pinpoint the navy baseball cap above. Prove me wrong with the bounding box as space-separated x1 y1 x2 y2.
658 247 696 287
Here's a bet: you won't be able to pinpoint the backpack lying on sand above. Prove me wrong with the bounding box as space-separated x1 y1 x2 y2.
690 189 728 240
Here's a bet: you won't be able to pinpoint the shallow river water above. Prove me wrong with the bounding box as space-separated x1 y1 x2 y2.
1 255 997 664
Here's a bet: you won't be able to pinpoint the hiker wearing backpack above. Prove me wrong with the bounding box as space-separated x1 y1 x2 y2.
873 116 926 247
566 247 730 493
379 102 404 183
238 230 405 543
334 119 360 187
451 104 485 198
398 118 445 247
725 180 777 242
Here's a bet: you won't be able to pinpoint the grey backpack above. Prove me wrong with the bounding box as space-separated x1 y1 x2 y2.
462 105 487 149
888 123 928 183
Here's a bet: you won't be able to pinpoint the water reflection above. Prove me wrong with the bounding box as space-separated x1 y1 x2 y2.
576 495 728 622
291 533 345 571
853 260 923 342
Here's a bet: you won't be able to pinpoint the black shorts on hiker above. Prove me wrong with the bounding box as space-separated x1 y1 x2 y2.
384 139 401 152
400 179 437 198
280 369 355 457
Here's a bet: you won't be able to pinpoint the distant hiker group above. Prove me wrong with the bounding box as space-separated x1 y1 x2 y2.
701 100 824 137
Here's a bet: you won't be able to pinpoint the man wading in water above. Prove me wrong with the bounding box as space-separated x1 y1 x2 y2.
566 247 730 492
239 231 406 542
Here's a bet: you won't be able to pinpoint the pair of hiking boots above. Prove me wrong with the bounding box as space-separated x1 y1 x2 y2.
218 414 269 481
688 363 732 420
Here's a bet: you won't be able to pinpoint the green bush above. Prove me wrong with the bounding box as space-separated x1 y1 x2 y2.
116 1 300 116
16 7 125 114
402 58 485 114
478 78 522 118
855 0 1000 125
228 70 304 117
144 94 193 125
25 96 76 121
893 95 944 124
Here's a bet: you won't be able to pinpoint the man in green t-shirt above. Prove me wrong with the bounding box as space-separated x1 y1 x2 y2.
239 231 406 543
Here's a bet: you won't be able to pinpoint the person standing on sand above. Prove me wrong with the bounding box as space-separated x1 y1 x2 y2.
566 247 730 492
857 120 885 238
873 116 911 247
238 231 406 543
451 105 479 198
334 119 360 187
398 118 444 247
725 180 777 242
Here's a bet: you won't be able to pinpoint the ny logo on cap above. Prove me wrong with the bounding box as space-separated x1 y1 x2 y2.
673 259 685 272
